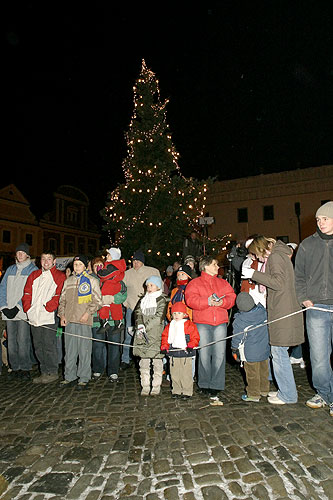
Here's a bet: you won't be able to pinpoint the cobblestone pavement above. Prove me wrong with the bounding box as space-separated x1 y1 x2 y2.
0 356 332 500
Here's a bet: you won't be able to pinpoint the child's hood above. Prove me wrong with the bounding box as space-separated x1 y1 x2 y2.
98 259 126 283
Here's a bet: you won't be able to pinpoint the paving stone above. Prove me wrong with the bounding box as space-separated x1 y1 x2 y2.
251 483 270 499
195 473 223 486
201 485 228 499
29 472 74 495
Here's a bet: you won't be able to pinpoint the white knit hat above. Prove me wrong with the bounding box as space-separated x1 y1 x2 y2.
316 201 333 219
107 247 121 260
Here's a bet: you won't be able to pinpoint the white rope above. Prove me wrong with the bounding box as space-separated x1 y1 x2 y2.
20 305 332 352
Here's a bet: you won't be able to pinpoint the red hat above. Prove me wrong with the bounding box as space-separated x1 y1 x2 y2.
171 302 188 316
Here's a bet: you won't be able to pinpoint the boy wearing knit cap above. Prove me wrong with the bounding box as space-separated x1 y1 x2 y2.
231 292 270 402
133 275 168 396
295 201 333 417
161 302 200 399
58 255 102 389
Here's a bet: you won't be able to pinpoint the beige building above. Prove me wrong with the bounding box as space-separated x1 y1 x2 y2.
205 165 333 246
0 184 100 272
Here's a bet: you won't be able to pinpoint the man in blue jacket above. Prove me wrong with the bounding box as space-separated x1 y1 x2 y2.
0 243 38 380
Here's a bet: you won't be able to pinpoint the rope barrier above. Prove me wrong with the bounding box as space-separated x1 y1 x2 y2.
19 305 331 352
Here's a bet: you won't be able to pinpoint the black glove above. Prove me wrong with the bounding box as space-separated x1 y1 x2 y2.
2 306 19 319
232 348 240 363
186 348 194 356
160 349 169 355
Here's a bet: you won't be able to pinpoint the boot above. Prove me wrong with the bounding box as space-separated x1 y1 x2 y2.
139 359 151 396
151 359 163 396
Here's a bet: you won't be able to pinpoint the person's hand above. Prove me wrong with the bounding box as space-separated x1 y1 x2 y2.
241 267 255 280
2 307 19 319
302 300 314 308
60 316 67 327
80 312 89 324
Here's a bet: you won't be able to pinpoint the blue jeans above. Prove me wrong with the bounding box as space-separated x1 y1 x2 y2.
121 308 133 364
306 304 333 404
92 326 121 376
196 323 227 391
271 345 297 403
290 344 303 359
6 320 33 371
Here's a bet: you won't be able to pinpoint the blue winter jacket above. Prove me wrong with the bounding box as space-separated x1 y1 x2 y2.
231 304 270 362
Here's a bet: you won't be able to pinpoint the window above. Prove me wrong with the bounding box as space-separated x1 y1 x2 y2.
263 205 274 221
26 234 33 246
48 238 57 253
237 207 248 223
3 230 11 243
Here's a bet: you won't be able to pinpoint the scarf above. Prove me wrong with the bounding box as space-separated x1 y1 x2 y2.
171 280 188 304
168 319 187 349
317 227 333 240
77 271 92 304
140 289 162 316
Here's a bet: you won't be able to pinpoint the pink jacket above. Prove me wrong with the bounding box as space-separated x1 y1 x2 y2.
185 272 236 325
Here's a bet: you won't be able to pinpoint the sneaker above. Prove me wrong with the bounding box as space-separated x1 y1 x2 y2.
92 372 102 379
120 362 130 371
290 356 306 368
59 379 77 388
33 374 47 384
109 374 118 383
42 373 58 384
171 393 181 399
180 395 191 400
76 381 88 390
329 403 333 417
268 395 286 405
241 394 260 402
268 391 278 397
306 394 327 409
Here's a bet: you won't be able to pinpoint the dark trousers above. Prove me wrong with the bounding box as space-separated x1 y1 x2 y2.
92 326 121 376
31 324 59 375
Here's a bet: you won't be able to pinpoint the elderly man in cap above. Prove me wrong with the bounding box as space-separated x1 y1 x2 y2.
0 243 38 380
23 250 66 384
295 201 333 417
121 250 161 370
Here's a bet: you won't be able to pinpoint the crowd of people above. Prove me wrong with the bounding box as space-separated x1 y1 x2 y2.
0 201 332 417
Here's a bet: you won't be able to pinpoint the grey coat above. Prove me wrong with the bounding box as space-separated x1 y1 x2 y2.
133 294 168 359
252 241 304 347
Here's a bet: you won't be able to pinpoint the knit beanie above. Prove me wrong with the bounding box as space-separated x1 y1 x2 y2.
171 302 188 316
133 250 145 263
16 243 30 255
177 264 192 279
74 255 89 268
316 201 333 219
236 292 255 312
146 275 162 289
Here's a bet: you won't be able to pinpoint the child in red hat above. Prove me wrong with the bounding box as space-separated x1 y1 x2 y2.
161 302 200 399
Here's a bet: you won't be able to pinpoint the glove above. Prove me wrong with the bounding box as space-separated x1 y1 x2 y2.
186 348 195 356
241 267 255 280
232 348 240 363
161 349 169 355
2 307 19 319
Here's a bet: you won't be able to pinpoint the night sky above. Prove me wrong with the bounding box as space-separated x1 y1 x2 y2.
3 2 333 222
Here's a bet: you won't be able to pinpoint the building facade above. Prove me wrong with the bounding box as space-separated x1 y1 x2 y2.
0 184 101 272
205 165 333 246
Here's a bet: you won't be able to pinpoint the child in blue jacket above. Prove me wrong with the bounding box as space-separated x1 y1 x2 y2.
232 292 270 402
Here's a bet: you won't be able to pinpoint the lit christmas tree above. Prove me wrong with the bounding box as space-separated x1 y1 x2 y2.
103 60 214 268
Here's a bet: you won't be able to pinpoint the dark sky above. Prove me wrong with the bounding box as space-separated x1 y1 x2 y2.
3 2 333 221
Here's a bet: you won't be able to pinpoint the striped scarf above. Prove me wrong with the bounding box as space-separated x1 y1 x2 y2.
77 271 92 304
